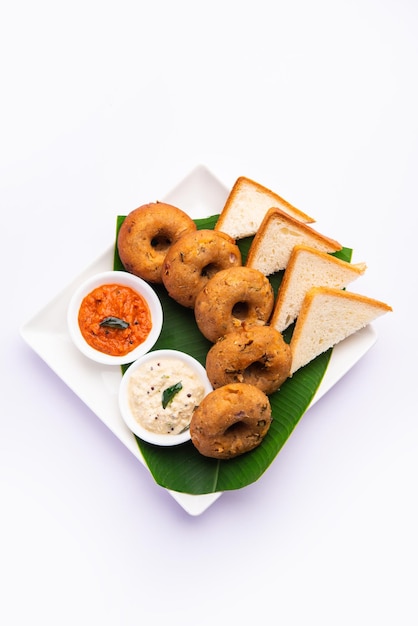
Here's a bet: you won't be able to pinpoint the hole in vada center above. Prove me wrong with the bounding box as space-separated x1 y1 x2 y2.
232 301 249 320
224 420 249 436
200 263 219 279
151 234 172 251
245 361 267 379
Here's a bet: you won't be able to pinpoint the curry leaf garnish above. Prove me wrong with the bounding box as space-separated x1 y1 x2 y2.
162 382 183 409
99 316 129 329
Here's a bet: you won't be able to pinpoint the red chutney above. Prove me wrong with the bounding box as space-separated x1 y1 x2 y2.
78 283 152 356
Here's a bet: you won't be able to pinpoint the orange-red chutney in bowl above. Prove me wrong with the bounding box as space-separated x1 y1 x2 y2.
68 270 163 365
78 283 152 357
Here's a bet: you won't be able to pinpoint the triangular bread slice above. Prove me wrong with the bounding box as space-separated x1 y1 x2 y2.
289 287 392 375
271 245 367 332
215 176 315 240
246 207 342 276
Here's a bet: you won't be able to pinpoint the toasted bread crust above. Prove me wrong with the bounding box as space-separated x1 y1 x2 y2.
270 245 367 332
289 287 392 374
215 176 315 240
246 207 342 276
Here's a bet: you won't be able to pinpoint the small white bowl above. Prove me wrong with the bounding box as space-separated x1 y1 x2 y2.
119 349 213 446
67 270 163 365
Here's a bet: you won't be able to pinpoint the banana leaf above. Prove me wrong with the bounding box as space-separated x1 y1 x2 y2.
114 215 352 494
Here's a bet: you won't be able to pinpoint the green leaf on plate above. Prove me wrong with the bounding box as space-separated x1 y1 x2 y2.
114 214 352 494
99 316 130 329
162 381 183 409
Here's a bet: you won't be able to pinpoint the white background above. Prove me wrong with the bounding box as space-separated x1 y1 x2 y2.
1 1 417 624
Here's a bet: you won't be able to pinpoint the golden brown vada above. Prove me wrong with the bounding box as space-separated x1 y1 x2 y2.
117 202 196 283
205 325 291 395
190 383 272 459
194 266 274 342
162 229 242 308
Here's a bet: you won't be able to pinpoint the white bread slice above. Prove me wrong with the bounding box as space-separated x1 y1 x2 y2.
246 207 342 276
289 287 392 375
271 245 367 332
215 176 315 240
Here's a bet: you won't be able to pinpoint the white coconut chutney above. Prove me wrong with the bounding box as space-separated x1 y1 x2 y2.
127 356 206 435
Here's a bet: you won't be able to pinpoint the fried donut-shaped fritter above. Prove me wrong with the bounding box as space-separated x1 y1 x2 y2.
205 325 291 395
162 229 242 308
117 202 197 283
194 266 274 342
190 383 272 459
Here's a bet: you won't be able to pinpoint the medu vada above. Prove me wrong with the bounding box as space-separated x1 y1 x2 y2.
190 383 272 460
117 202 197 283
162 229 242 308
194 266 274 342
205 325 291 395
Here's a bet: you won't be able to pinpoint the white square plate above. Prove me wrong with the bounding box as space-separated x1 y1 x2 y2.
20 165 377 516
